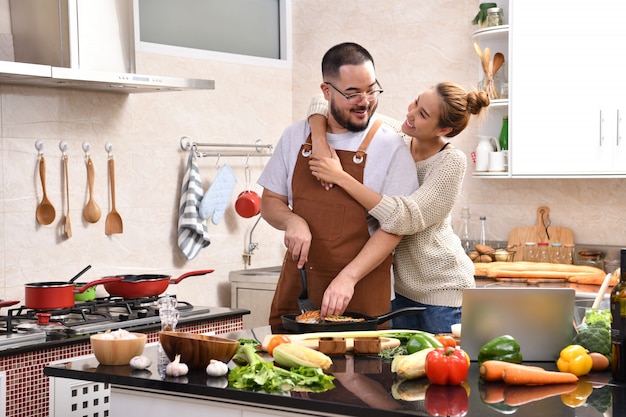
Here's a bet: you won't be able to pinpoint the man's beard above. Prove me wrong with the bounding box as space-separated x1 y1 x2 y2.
329 101 377 132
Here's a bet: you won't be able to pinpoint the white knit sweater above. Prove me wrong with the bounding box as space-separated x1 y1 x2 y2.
308 94 475 307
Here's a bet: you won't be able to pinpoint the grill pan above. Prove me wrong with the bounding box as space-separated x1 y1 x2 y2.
281 306 425 333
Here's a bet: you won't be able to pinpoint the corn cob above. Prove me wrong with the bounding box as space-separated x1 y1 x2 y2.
395 347 435 380
272 343 332 370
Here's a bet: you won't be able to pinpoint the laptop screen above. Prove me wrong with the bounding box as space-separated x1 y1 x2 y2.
460 287 576 362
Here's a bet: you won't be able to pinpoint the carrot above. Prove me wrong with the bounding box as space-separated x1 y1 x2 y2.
502 366 578 385
504 383 578 406
479 360 544 382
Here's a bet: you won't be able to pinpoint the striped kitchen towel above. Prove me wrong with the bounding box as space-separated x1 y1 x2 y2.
178 151 210 260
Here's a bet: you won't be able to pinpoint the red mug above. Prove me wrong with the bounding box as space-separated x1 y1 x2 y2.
235 190 261 218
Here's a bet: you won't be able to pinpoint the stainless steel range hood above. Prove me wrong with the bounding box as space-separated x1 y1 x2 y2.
0 61 215 93
3 0 215 94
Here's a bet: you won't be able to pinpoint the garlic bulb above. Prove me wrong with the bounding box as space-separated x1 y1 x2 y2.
166 354 189 377
129 355 151 370
205 359 229 377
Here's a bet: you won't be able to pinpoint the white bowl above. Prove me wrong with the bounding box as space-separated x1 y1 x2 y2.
451 323 462 338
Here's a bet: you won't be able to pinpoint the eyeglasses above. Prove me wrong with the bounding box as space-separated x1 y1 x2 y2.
324 80 384 105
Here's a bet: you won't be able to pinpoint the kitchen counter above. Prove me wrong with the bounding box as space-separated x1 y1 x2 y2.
44 327 624 417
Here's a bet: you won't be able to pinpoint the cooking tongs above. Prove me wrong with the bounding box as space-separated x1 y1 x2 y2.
298 265 318 313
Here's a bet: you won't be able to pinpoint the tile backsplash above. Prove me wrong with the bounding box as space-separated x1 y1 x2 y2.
0 1 624 310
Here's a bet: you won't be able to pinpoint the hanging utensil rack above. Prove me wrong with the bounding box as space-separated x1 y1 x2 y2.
180 136 273 158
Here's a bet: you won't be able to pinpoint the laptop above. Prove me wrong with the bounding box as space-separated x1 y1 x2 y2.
460 287 576 362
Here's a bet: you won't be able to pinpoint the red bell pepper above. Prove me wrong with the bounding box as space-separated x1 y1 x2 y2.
425 347 469 385
425 384 469 417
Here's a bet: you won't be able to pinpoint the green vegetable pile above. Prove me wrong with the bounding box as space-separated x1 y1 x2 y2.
228 344 335 393
574 309 612 358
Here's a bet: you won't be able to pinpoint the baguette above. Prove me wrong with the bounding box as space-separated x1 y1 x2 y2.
475 261 606 283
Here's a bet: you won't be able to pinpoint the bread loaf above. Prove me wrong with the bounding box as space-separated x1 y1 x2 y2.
474 261 607 284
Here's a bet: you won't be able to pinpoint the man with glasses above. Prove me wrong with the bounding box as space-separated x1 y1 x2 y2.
258 42 418 330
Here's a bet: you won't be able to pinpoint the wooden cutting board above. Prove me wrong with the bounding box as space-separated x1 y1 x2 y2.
507 206 574 261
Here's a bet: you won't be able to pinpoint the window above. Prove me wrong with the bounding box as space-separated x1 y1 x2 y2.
134 0 291 67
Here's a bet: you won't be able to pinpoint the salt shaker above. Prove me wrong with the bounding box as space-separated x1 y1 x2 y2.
158 295 179 332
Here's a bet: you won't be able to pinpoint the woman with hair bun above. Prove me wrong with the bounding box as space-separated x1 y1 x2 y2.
308 82 490 334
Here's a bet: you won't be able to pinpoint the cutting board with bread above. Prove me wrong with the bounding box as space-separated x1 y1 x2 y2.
474 261 618 286
507 206 574 261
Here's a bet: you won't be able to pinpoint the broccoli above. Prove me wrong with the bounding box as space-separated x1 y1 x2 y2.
573 322 611 357
587 385 612 414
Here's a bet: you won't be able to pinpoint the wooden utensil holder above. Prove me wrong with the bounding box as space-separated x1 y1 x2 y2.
353 337 382 355
318 337 347 355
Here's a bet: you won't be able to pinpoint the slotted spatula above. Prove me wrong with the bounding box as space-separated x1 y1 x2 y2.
298 265 317 313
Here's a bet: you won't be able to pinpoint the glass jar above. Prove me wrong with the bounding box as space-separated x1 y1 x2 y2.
486 7 504 27
550 242 564 263
537 242 550 263
523 242 537 262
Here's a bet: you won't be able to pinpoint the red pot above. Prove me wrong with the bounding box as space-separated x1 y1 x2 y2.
102 270 214 299
235 190 261 218
25 277 123 310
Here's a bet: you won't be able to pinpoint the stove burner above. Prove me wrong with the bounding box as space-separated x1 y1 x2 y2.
3 295 194 334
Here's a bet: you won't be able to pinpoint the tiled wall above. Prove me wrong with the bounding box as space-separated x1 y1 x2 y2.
0 316 243 417
0 1 624 312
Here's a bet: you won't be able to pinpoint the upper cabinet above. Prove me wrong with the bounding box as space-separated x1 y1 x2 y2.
473 0 625 177
509 0 625 176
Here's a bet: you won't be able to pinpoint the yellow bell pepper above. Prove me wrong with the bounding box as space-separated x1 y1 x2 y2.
556 345 593 377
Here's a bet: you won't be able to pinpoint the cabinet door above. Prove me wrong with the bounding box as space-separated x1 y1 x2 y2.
510 0 625 175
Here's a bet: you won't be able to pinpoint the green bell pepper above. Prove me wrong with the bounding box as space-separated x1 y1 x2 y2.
406 332 444 354
477 335 522 364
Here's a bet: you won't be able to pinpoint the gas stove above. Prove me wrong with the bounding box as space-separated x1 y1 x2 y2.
0 295 212 343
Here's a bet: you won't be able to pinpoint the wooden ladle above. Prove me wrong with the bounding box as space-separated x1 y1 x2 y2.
104 158 123 235
83 156 101 223
36 156 56 225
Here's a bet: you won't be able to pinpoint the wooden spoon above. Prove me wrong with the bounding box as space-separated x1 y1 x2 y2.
104 158 123 235
36 156 56 225
493 52 505 75
63 155 72 238
83 156 101 223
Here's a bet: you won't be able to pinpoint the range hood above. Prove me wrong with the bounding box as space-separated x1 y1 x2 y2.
0 61 215 93
3 0 214 94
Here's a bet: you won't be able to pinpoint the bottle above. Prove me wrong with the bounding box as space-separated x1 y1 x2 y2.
537 242 550 263
550 242 564 263
459 207 472 254
611 248 626 381
479 216 487 246
498 116 509 151
523 242 537 262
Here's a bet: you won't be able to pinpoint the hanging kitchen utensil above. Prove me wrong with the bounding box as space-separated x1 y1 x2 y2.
36 155 56 225
102 269 214 298
281 307 426 333
62 154 72 237
235 159 261 218
104 146 123 235
507 206 574 261
83 155 101 223
24 277 123 310
297 265 317 313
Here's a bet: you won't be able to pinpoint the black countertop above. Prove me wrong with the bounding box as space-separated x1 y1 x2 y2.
44 327 624 417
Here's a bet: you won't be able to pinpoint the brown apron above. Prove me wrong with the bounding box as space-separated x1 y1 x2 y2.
269 120 393 328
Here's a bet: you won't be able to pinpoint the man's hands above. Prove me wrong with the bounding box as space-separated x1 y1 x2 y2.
283 216 311 269
320 272 357 318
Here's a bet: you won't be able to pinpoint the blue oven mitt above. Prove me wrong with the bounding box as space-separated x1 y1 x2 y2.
199 163 238 224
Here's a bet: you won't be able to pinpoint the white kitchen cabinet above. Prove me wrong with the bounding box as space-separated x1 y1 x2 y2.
229 267 280 329
509 0 626 176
